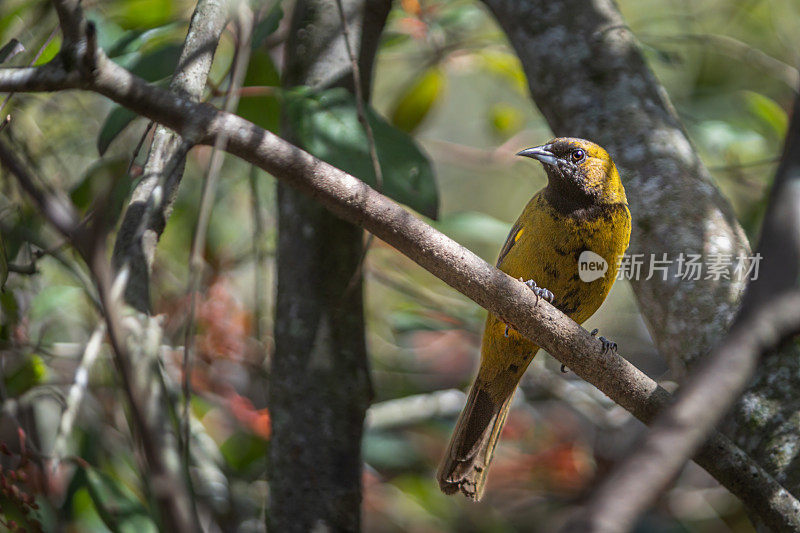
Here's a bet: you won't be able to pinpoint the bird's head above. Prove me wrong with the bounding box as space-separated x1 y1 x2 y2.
517 138 627 208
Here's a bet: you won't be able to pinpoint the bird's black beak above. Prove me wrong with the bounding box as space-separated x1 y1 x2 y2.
516 144 557 166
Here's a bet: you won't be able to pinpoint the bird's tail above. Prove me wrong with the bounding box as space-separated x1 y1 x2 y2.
437 379 515 501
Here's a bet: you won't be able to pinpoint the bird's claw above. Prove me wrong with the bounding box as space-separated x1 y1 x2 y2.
560 364 569 373
504 324 511 338
591 328 617 354
522 278 554 305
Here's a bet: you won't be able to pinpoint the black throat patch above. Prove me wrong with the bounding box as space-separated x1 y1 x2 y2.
543 188 629 223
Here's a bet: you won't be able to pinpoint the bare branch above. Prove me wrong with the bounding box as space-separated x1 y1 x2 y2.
111 0 232 312
0 138 199 533
0 27 59 116
566 292 800 532
0 63 80 92
50 321 107 470
181 1 252 478
51 0 85 47
1 24 800 529
564 91 800 533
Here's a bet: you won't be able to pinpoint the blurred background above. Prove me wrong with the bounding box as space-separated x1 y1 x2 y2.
0 0 797 531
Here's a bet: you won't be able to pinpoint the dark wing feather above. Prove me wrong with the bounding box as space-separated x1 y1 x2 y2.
496 223 522 268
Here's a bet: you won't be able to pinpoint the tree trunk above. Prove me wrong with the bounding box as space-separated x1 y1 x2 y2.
481 0 800 507
269 2 390 531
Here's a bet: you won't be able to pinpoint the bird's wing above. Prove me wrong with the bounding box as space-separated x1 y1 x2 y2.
496 223 523 268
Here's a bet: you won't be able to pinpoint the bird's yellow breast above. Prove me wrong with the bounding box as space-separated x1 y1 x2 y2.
501 192 630 322
478 191 631 399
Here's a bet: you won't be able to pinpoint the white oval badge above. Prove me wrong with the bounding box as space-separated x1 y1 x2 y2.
578 250 608 282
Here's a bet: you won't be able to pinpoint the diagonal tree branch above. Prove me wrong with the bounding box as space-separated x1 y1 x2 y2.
181 0 252 487
476 0 800 527
564 91 800 533
1 21 800 531
480 0 750 378
112 0 231 312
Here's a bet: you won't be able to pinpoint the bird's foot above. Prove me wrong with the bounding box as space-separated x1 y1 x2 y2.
560 364 569 373
521 278 554 305
591 328 617 354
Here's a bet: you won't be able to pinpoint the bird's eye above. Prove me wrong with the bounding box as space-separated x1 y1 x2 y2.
571 149 585 162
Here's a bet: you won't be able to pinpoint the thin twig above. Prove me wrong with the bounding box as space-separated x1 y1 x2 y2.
0 26 59 116
248 165 267 343
639 32 800 90
125 121 155 177
7 262 37 275
52 0 85 47
181 4 253 470
708 156 780 172
0 137 199 533
111 0 232 312
334 0 384 297
1 33 799 529
334 0 382 192
50 321 106 471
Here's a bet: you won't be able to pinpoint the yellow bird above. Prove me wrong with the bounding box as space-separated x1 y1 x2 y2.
437 138 631 500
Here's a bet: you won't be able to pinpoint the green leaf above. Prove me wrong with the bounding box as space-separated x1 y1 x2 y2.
235 50 281 132
98 41 181 154
390 67 445 134
33 36 61 66
106 0 177 30
97 107 139 155
83 467 158 533
380 31 411 49
478 50 528 95
489 102 523 138
101 21 183 58
363 432 420 469
128 43 182 82
251 4 283 49
71 158 133 228
390 309 453 333
0 290 19 342
0 208 39 271
287 87 439 219
0 5 30 38
741 90 788 140
220 431 267 473
4 354 47 397
436 2 484 31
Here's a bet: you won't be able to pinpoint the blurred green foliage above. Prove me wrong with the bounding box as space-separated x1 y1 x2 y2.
286 86 439 218
0 0 796 531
